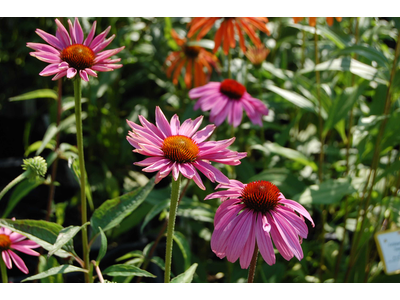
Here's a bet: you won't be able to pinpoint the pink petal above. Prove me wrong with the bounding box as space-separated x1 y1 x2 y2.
194 160 230 184
2 251 12 269
188 82 221 98
135 156 165 167
239 214 256 269
8 250 29 274
155 106 172 138
35 29 64 50
191 170 206 190
9 232 26 243
55 18 71 48
85 68 97 77
73 18 84 44
141 158 171 172
79 70 89 82
10 245 40 256
90 26 111 50
93 47 125 64
30 51 61 64
91 34 116 53
255 213 276 265
52 70 68 80
26 42 60 55
67 67 77 78
191 124 215 143
178 116 204 137
84 20 97 46
279 198 315 227
170 114 180 135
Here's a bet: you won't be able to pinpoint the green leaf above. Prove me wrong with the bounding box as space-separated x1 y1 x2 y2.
24 140 55 157
90 176 156 237
140 198 169 233
2 178 44 218
173 231 191 270
48 223 89 258
36 113 87 155
323 85 366 137
96 227 108 264
22 265 87 282
0 219 70 258
102 264 156 278
171 263 198 283
333 45 389 67
264 84 316 112
252 142 318 171
38 255 63 283
71 159 94 211
300 57 388 85
292 178 356 205
9 89 58 101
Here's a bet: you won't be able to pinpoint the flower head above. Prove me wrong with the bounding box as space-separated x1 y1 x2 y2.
126 107 247 190
0 226 40 274
189 79 269 128
245 45 270 66
293 17 342 27
27 18 124 82
165 29 219 88
205 180 314 269
187 17 270 55
22 156 47 181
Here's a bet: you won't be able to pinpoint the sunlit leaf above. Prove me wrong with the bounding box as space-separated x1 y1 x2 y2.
22 265 87 282
173 231 191 270
171 263 198 283
48 223 89 258
102 264 156 278
9 89 58 101
264 84 316 112
90 176 155 237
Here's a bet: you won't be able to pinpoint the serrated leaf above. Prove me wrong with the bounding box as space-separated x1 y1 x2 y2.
140 198 169 233
173 231 191 270
22 265 87 282
9 89 58 101
48 223 89 258
0 219 70 258
2 178 44 218
253 142 318 171
96 227 108 264
102 264 156 278
292 178 356 205
171 263 198 283
90 176 156 237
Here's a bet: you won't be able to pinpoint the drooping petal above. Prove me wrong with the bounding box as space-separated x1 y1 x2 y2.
255 213 276 265
8 250 29 274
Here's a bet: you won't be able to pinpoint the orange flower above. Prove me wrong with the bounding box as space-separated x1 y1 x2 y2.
164 29 219 88
293 17 342 27
187 17 270 55
245 45 270 66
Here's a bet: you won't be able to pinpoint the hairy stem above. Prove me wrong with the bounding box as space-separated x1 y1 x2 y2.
247 242 259 283
73 78 90 283
164 175 181 283
0 172 28 203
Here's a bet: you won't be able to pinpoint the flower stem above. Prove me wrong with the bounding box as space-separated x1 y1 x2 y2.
344 27 400 283
247 242 259 283
91 260 104 283
0 257 8 283
164 175 182 283
0 172 28 202
227 49 232 79
73 78 90 283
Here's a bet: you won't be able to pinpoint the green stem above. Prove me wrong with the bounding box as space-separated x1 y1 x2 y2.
73 78 90 283
314 23 323 183
247 242 259 283
227 49 232 79
344 27 400 283
0 257 8 283
0 172 28 202
164 175 181 283
301 29 306 69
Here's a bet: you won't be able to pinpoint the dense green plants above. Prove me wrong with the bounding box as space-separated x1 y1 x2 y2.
0 17 399 283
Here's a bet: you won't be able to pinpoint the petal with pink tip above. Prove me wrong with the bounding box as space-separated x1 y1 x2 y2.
67 68 77 78
8 250 29 274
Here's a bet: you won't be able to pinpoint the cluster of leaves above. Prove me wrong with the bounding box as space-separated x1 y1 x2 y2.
0 17 400 283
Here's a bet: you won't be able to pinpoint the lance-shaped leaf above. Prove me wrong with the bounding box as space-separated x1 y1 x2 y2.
0 219 71 258
47 223 89 258
96 227 108 264
333 45 389 68
252 142 318 171
140 198 169 233
90 176 155 237
264 84 316 112
22 265 87 282
9 89 58 101
173 231 191 270
171 263 198 283
102 264 156 277
292 178 356 205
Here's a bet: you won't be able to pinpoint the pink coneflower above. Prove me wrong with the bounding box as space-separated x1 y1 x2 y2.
27 18 124 82
189 79 269 128
0 227 40 274
126 106 247 190
205 180 314 269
